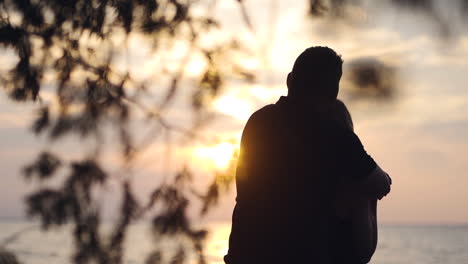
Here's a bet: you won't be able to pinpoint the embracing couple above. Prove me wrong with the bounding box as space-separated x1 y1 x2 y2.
224 47 392 264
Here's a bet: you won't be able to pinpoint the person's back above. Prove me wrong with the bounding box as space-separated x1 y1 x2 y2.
226 99 350 263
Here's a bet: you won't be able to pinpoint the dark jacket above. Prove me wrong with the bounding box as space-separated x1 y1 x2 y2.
225 97 376 264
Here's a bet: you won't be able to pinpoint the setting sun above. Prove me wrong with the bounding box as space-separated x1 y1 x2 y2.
194 142 237 170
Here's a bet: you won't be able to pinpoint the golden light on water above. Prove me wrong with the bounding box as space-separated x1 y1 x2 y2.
194 142 237 170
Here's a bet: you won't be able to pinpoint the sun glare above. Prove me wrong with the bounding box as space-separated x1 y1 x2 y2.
213 96 252 121
194 142 237 170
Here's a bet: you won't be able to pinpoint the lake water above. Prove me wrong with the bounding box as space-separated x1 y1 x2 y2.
1 221 468 264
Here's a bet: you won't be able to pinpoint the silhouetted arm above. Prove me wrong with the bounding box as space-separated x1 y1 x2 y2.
350 165 392 200
333 128 390 262
335 128 392 200
234 106 272 203
234 114 256 203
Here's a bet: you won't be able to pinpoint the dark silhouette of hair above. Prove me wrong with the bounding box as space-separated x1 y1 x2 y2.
289 46 343 101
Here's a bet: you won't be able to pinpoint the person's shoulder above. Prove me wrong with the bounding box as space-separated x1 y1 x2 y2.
320 118 360 144
320 117 348 134
240 104 278 138
246 104 278 125
254 103 278 117
330 124 366 151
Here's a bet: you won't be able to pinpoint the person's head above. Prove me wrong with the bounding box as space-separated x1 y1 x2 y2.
287 46 343 105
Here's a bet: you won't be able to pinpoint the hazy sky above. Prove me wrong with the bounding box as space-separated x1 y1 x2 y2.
1 0 468 224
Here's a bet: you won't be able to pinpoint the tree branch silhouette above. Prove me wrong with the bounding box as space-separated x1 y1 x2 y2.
0 1 247 263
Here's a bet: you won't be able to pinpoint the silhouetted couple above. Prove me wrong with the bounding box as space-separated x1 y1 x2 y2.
225 47 392 264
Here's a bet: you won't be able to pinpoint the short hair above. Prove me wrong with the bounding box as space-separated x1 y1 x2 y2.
290 46 343 100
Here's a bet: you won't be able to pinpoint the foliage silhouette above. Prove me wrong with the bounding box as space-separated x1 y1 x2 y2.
0 0 247 263
346 58 397 100
308 0 468 38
